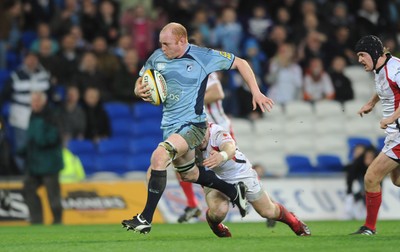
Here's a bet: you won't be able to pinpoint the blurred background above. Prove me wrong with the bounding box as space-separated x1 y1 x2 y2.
0 0 399 225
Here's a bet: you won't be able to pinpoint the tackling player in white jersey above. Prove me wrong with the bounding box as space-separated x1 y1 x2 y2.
177 71 234 223
196 122 311 237
352 35 400 235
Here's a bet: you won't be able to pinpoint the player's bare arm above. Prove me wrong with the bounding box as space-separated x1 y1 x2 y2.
231 57 274 112
134 77 152 101
358 93 380 117
204 82 224 104
203 141 235 169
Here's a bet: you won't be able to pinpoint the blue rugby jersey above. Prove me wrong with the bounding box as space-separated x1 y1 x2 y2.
139 44 235 128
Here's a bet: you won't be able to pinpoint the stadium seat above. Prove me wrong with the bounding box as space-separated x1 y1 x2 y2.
316 154 344 173
284 118 315 136
104 102 131 119
6 51 21 71
131 119 163 137
262 103 284 122
231 118 253 135
315 118 345 136
1 101 10 118
127 153 152 172
97 154 130 175
77 153 98 175
314 100 344 119
252 134 285 153
132 102 162 119
53 85 66 102
250 151 288 177
343 66 375 100
0 69 10 92
97 137 131 154
21 30 37 49
284 101 314 120
110 118 136 137
377 136 385 150
129 137 159 154
255 119 285 138
67 139 97 155
343 100 365 119
344 118 375 138
286 155 315 175
284 135 315 156
314 134 347 156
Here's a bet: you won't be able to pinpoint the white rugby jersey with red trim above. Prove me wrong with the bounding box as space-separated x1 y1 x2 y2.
200 123 252 180
205 72 232 134
376 55 400 134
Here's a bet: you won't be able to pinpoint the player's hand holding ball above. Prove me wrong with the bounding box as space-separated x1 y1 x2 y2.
134 76 152 102
137 69 168 106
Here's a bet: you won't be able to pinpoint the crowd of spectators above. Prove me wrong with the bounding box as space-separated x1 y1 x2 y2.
0 0 400 175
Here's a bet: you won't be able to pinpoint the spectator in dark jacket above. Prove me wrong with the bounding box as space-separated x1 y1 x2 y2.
20 91 63 224
82 87 111 142
112 49 142 103
328 56 354 103
60 85 86 143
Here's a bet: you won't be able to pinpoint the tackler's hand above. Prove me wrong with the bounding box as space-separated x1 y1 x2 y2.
203 150 227 169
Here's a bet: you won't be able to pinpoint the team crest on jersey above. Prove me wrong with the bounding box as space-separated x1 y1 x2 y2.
186 64 193 72
156 63 166 71
219 51 232 60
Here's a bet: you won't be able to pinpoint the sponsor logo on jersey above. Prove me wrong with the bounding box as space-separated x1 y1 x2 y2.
219 51 232 60
156 63 166 71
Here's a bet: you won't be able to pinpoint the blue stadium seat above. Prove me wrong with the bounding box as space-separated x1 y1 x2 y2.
0 69 10 92
110 118 135 137
1 101 10 118
77 153 98 175
347 137 373 160
6 51 21 71
97 137 130 154
286 155 315 175
131 119 162 137
53 85 66 102
67 139 97 155
129 137 159 154
377 136 385 150
97 154 129 175
132 102 162 119
104 102 131 119
316 154 344 172
21 30 38 49
127 153 151 172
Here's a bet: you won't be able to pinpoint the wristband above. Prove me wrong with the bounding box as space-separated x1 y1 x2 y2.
220 151 228 162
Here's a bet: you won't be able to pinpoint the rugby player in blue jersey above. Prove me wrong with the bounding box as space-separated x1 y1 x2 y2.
122 22 274 234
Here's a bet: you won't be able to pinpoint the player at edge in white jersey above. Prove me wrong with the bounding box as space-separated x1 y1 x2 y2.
198 122 311 237
351 35 400 235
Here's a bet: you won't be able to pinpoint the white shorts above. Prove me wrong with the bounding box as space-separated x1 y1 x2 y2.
382 132 400 159
204 169 264 202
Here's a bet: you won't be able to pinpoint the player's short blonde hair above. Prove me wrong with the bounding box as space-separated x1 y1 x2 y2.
161 22 188 43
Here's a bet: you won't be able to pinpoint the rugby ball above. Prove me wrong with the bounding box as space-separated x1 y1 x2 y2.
142 69 167 106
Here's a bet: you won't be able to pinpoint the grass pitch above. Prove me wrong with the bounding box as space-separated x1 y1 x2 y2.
1 220 399 252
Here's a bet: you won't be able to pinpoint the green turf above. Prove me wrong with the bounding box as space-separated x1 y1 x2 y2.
0 220 399 252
